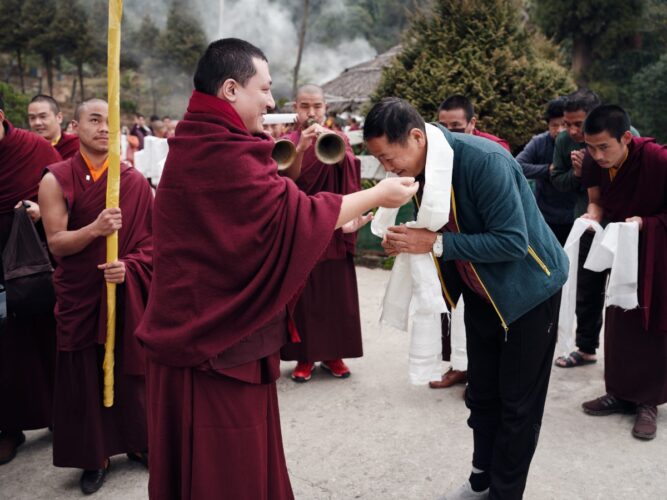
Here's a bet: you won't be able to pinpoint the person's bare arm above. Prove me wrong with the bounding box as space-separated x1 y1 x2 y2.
582 186 603 223
39 173 122 257
335 177 417 229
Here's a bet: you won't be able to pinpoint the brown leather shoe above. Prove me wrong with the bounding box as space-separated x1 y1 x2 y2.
632 405 658 440
0 431 26 465
582 393 636 416
429 368 467 389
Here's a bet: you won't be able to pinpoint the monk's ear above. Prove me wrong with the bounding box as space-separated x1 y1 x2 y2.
621 130 633 146
56 112 63 125
218 79 238 103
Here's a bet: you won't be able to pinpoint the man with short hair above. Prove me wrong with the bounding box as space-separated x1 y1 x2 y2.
516 98 574 245
432 95 512 390
550 88 608 368
0 96 61 465
129 113 152 150
580 104 667 440
365 97 567 499
279 84 364 382
28 94 79 159
135 39 417 500
438 95 510 152
39 99 153 494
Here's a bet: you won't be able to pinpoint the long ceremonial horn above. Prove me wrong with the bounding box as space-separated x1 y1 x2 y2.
315 132 346 165
303 118 346 165
272 139 297 170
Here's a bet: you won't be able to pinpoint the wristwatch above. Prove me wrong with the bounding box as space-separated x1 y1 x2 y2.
432 233 443 258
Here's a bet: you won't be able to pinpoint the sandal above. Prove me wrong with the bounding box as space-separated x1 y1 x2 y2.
555 351 597 368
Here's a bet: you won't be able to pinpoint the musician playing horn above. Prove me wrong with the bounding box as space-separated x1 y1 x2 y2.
280 83 368 383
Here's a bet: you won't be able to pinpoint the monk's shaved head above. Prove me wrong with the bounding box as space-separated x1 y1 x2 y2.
74 98 108 121
296 84 325 102
30 94 60 114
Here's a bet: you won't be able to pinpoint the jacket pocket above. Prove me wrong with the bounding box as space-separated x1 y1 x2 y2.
527 245 551 276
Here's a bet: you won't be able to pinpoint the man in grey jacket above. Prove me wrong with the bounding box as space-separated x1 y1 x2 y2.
516 98 575 245
364 98 568 500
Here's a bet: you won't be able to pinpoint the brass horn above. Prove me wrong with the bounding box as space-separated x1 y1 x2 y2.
271 139 297 171
304 118 346 165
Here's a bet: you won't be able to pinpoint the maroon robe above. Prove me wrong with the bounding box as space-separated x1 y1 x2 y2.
136 91 343 499
0 121 61 432
473 128 511 152
46 153 153 469
280 129 363 362
583 137 667 405
54 132 80 160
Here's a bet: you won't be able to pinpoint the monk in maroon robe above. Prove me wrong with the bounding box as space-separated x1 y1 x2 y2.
432 94 511 390
39 99 153 494
279 84 363 382
136 39 417 500
0 98 62 465
580 105 667 440
28 94 80 159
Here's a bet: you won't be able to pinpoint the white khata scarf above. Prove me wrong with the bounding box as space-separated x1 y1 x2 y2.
371 123 454 385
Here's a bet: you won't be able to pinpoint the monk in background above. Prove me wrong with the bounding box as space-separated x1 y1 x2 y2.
0 96 61 465
28 94 79 160
581 105 667 440
136 38 417 500
39 99 153 494
280 84 363 382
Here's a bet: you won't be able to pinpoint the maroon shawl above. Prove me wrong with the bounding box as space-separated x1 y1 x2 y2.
583 137 667 333
284 129 361 260
46 153 153 374
136 90 342 367
54 132 80 160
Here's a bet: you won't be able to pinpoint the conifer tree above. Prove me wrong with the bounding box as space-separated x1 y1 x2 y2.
374 0 575 150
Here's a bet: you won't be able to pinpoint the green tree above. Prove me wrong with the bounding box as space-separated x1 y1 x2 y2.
53 0 102 101
0 82 30 126
531 0 645 84
374 0 575 150
21 0 58 95
128 15 164 114
160 0 207 76
628 54 667 142
0 0 30 93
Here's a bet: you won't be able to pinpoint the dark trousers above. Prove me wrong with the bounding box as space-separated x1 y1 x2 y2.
464 287 560 500
546 221 572 247
575 231 608 355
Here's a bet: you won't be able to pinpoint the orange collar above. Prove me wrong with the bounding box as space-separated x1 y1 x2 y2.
51 134 61 147
81 152 109 182
609 147 629 182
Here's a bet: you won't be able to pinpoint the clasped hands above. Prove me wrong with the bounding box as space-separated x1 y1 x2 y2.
381 224 437 256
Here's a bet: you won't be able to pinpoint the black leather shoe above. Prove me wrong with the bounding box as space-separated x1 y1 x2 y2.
80 459 110 495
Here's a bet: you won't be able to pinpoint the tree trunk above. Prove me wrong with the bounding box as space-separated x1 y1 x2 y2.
70 77 77 103
44 55 54 96
572 37 593 85
16 50 25 93
292 0 310 98
78 61 85 101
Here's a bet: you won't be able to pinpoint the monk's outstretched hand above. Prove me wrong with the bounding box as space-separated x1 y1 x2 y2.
97 260 126 284
374 177 418 208
92 208 122 237
341 212 373 234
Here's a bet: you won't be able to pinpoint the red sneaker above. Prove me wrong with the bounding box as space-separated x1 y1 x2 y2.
291 362 314 383
321 359 351 379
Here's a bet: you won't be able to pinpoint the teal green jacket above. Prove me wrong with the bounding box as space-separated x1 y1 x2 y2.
435 125 568 330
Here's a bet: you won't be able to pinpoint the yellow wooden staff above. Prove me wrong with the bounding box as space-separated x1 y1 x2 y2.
103 0 123 408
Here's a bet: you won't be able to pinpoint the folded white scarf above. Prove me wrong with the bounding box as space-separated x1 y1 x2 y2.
371 123 454 384
557 218 639 356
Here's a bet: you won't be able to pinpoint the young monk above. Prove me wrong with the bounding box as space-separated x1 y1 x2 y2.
580 104 667 440
39 99 153 494
0 96 61 465
135 38 417 500
28 94 79 159
279 84 364 382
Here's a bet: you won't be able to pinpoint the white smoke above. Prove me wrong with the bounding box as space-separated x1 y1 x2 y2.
200 0 377 99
